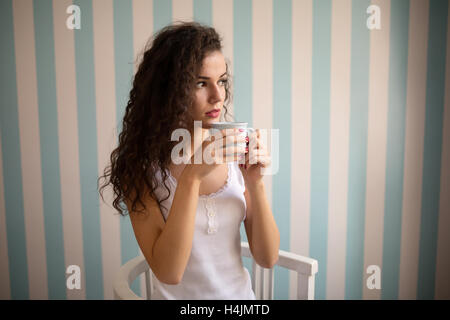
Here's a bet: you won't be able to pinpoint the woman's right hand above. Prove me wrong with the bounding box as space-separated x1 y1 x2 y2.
184 128 247 181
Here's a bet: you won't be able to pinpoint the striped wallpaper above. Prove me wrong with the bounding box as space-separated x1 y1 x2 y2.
0 0 449 300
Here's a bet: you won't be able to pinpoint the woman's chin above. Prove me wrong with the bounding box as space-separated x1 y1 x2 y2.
202 117 220 128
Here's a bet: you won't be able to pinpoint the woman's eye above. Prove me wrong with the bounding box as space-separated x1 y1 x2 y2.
196 79 228 88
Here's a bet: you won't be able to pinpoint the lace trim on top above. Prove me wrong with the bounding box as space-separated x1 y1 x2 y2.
165 162 232 200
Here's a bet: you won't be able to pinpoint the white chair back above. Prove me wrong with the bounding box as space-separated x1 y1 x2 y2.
113 241 318 300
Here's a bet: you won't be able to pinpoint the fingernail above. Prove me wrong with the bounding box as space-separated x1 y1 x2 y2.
245 136 249 142
245 147 248 152
239 129 244 132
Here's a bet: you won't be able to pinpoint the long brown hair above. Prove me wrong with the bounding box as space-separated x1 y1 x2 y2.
98 21 233 216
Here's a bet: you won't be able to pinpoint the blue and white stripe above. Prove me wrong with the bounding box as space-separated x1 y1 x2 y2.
1 0 449 300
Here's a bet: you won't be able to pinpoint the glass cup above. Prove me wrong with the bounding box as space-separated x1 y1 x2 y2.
209 122 255 162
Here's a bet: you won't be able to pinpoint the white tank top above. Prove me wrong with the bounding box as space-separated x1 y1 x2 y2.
150 161 256 300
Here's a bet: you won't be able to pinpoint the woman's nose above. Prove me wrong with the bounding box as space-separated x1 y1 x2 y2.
208 83 224 104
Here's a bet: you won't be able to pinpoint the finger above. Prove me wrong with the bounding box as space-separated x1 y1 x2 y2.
222 137 247 151
213 131 246 145
209 129 239 143
217 138 247 157
237 146 249 165
241 155 251 169
249 130 259 140
224 144 246 157
248 154 270 167
262 155 272 167
212 144 247 164
210 136 243 153
247 148 267 161
248 139 263 151
238 157 248 169
247 133 263 150
258 155 271 167
237 150 249 166
224 133 246 146
248 151 270 165
248 154 258 165
223 142 248 162
249 135 268 151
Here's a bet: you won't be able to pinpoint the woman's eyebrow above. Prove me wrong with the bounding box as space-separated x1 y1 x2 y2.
198 72 227 80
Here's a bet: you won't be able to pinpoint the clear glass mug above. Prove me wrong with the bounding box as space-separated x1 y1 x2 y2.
208 122 255 160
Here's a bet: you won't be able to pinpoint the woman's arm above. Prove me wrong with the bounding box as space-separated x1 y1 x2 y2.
150 168 201 283
128 166 201 285
243 180 280 269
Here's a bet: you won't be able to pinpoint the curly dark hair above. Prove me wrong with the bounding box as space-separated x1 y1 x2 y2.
97 21 234 217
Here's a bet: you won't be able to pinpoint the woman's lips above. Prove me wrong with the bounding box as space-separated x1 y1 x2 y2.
205 109 220 118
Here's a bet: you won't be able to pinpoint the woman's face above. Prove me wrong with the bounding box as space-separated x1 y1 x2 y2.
190 50 228 128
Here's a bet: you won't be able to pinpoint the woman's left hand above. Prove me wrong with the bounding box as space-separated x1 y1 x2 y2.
239 129 271 184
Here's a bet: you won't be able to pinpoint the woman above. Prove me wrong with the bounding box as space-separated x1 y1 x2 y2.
98 21 280 300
